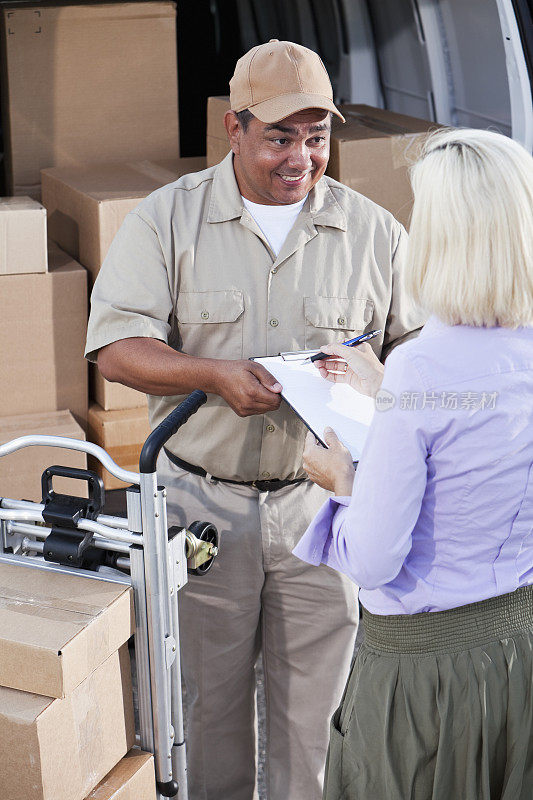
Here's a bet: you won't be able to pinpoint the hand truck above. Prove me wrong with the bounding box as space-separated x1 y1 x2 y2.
0 390 216 800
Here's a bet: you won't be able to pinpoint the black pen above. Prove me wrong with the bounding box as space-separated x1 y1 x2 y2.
300 329 382 365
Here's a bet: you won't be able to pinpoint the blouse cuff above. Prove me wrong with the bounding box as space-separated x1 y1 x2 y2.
292 495 351 565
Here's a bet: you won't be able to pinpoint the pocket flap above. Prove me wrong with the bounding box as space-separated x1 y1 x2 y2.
177 290 244 323
304 296 373 329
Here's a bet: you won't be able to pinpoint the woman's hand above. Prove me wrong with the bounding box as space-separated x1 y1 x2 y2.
315 342 385 398
303 429 355 495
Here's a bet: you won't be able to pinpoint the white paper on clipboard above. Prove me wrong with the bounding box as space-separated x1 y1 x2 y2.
252 355 375 460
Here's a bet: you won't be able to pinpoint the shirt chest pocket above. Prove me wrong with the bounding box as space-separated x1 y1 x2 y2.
304 296 374 350
176 290 245 360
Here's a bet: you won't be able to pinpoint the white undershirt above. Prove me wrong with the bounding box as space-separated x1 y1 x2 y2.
242 195 307 257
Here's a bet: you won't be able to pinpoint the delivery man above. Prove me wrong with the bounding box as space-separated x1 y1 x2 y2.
85 39 424 800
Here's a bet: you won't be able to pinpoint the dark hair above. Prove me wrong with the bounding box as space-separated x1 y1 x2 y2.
235 109 254 132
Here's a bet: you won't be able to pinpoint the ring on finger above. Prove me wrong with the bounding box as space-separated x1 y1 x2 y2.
326 359 347 374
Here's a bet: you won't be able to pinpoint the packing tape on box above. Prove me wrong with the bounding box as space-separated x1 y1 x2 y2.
1 597 92 625
0 591 97 618
75 675 106 796
80 611 111 674
75 647 134 794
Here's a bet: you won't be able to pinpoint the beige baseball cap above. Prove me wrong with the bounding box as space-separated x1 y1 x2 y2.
229 39 345 124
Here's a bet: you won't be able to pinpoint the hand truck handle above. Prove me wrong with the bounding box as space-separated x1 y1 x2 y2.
139 390 207 474
41 465 106 519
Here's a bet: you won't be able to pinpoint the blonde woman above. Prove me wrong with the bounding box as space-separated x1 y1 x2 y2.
294 128 533 800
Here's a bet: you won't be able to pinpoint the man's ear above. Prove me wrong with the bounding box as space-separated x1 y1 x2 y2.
224 110 242 156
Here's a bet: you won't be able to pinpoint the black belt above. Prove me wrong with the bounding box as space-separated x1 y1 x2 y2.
164 449 307 492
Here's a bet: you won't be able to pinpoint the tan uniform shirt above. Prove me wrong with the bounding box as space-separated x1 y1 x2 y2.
86 153 425 481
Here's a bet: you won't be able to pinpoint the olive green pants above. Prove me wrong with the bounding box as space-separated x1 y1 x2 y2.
324 585 533 800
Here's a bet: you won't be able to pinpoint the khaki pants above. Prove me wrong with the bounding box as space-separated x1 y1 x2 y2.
158 453 358 800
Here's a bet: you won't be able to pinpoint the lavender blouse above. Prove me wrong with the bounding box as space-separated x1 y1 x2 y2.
293 317 533 614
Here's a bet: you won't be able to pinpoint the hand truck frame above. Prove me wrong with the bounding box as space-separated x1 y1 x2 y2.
0 390 215 800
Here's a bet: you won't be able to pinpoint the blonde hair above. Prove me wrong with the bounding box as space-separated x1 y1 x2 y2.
405 128 533 328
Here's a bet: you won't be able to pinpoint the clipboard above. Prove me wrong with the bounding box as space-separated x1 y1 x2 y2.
251 354 375 460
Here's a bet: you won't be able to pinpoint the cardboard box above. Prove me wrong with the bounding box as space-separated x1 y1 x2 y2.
1 2 180 197
0 561 134 697
206 96 231 167
0 646 135 800
88 404 151 490
207 136 232 168
87 750 156 800
42 158 206 410
42 158 206 282
93 368 148 413
0 241 88 426
0 196 47 274
327 105 441 228
0 410 88 502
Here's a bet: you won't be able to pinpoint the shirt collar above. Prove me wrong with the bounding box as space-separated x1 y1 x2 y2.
417 315 446 337
308 176 347 231
418 315 533 336
207 153 243 223
207 153 347 231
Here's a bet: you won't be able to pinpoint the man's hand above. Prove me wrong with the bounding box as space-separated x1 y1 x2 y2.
209 360 282 417
97 338 282 417
314 342 384 398
303 429 355 495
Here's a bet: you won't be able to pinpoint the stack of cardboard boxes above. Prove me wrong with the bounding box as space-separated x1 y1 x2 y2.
0 1 206 491
0 561 156 800
41 157 205 489
1 2 181 198
0 3 197 795
0 198 88 500
205 96 441 229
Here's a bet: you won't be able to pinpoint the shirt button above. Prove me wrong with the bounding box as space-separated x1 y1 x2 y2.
201 310 210 320
337 316 347 326
271 267 278 274
262 471 271 478
266 424 275 432
270 318 279 327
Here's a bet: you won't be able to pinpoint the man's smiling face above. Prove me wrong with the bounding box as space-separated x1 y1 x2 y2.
227 109 331 205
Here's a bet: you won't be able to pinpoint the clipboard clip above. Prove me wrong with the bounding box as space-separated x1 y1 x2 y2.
280 349 320 362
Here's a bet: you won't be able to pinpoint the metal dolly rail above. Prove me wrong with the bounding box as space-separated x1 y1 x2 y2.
0 390 216 800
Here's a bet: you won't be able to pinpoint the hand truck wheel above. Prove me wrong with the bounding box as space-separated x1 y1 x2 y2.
186 520 219 575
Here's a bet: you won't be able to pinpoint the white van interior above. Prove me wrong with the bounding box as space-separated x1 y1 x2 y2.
177 0 533 156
